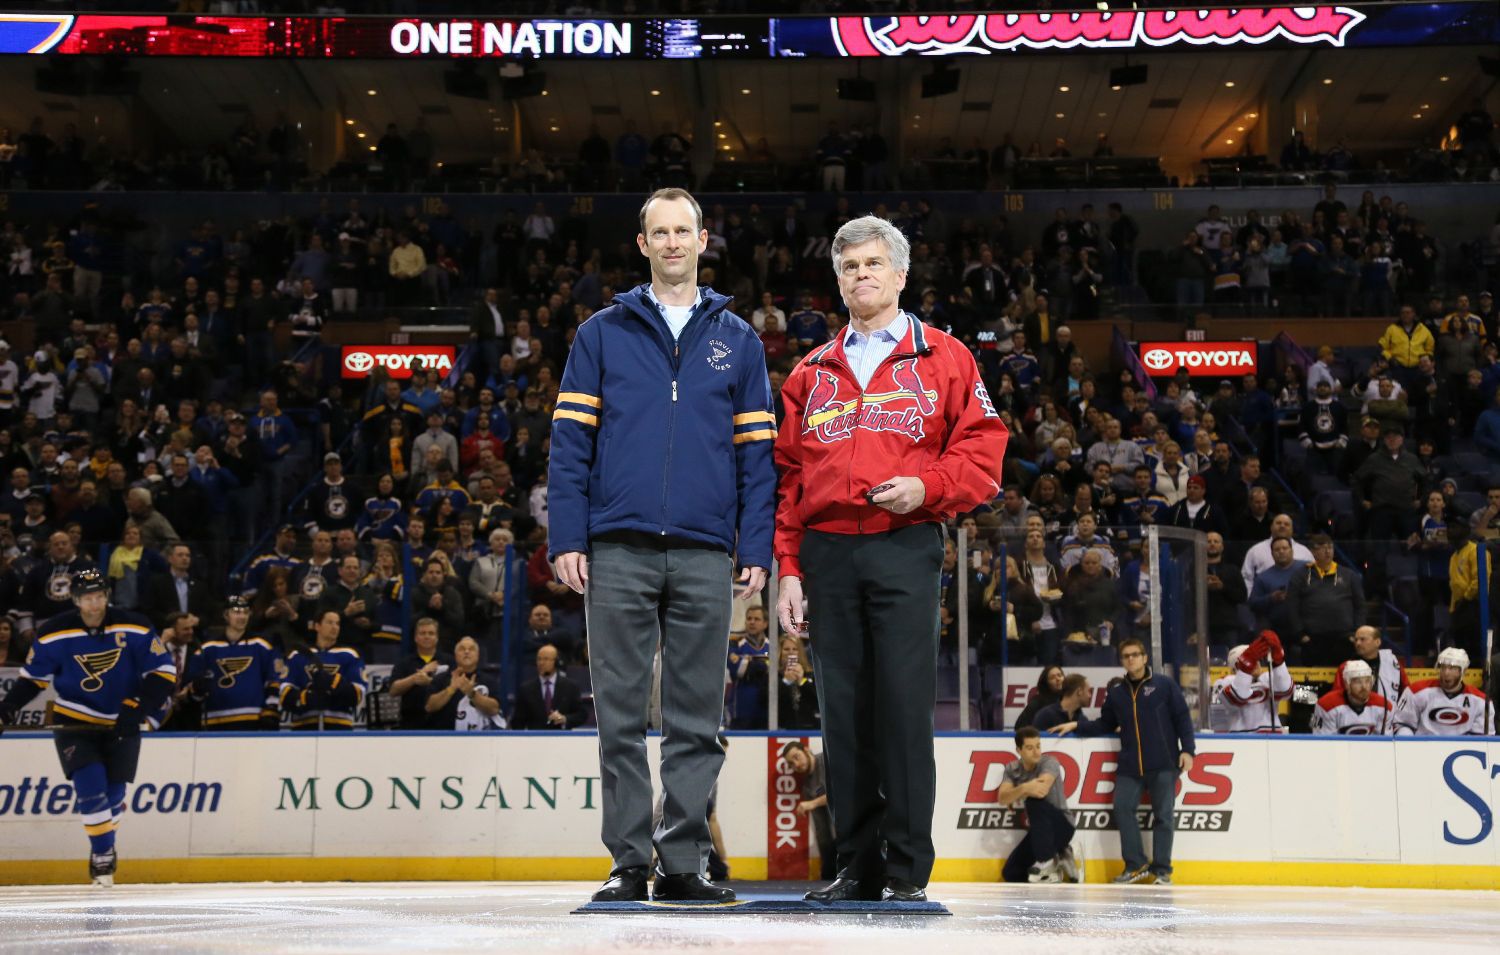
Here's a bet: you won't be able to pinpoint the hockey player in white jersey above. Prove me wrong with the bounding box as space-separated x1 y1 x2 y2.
1311 659 1394 735
1393 648 1494 736
1211 630 1292 733
1331 625 1409 706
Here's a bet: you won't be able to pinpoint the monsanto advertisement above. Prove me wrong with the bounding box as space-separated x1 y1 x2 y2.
0 735 1495 886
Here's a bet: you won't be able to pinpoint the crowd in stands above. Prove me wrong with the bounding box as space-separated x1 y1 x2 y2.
0 164 1496 732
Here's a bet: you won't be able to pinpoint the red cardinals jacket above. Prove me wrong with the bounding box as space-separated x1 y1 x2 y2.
773 315 1008 578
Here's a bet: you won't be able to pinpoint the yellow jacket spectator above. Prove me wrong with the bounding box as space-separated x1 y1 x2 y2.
1377 309 1433 368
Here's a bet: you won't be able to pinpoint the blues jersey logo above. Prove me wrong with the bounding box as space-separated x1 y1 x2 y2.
46 572 72 602
305 661 341 682
73 648 123 693
707 339 733 371
216 656 254 688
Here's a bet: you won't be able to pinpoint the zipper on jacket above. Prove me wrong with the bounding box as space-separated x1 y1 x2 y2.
1130 680 1144 774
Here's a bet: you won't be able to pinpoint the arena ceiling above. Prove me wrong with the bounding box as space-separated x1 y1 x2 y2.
0 45 1491 177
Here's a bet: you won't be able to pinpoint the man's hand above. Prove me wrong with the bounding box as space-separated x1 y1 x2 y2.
410 668 433 687
795 800 815 816
554 552 589 594
737 566 767 600
869 476 927 515
428 593 443 609
1179 752 1195 774
452 672 474 696
1051 721 1078 736
547 709 567 727
345 599 365 615
776 575 805 634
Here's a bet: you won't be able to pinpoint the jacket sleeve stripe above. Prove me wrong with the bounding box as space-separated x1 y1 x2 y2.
557 391 601 408
733 410 776 425
553 409 599 427
733 430 776 445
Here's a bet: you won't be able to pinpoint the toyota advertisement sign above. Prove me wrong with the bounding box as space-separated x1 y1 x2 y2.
341 345 455 380
1137 342 1257 377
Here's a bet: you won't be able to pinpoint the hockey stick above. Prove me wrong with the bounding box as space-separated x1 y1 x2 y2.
1266 653 1280 734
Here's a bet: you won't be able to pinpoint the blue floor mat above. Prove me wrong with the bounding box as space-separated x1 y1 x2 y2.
574 891 950 916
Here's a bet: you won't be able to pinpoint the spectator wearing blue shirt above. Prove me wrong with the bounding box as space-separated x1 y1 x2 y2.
462 393 512 442
190 444 240 584
288 234 331 293
1475 390 1500 461
786 296 830 349
816 122 850 192
1001 330 1041 396
401 367 442 418
175 225 217 281
251 389 299 531
67 221 105 315
1033 673 1091 733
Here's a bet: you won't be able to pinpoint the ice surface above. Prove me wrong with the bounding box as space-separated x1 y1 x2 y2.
0 881 1495 954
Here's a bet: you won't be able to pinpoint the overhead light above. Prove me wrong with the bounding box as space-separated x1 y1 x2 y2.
913 115 920 119
344 119 354 126
1322 78 1333 85
718 133 727 139
1225 138 1235 145
650 89 661 96
366 89 376 96
549 125 559 131
1055 112 1064 118
721 144 731 151
740 88 751 94
1058 85 1070 92
1236 126 1245 131
356 132 366 139
541 90 549 96
1098 112 1107 117
1246 112 1258 119
1413 113 1423 119
1224 81 1235 88
1111 85 1121 92
367 145 376 151
1440 75 1450 82
435 162 443 169
1422 103 1431 109
713 120 721 126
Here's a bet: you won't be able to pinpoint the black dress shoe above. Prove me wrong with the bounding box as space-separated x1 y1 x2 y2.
591 866 648 902
804 870 883 903
881 878 927 902
651 871 735 902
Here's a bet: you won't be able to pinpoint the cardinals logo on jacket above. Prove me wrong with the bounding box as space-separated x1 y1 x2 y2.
802 359 938 445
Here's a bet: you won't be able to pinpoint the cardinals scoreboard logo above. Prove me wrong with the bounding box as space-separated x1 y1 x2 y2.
0 14 74 54
956 747 1236 832
829 7 1366 56
802 358 936 444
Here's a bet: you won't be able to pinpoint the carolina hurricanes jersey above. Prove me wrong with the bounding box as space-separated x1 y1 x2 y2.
1332 649 1409 708
1393 680 1494 736
1211 663 1293 732
1311 689 1395 736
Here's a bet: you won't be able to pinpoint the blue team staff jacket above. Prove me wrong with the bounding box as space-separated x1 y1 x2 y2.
547 285 778 569
1075 669 1197 777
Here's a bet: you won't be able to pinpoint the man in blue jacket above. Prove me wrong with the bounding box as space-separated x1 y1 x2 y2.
1054 637 1195 885
548 187 776 904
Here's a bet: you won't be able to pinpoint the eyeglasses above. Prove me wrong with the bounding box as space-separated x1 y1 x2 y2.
1120 651 1146 660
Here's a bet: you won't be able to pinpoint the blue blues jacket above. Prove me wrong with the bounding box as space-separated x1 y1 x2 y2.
547 285 777 568
1076 668 1196 776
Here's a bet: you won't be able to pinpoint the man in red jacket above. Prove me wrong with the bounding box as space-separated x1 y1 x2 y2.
774 215 1007 903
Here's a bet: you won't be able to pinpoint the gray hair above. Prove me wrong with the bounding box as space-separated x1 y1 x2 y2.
831 215 911 276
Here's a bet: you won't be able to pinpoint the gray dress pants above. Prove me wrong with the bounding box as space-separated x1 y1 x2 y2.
586 534 732 876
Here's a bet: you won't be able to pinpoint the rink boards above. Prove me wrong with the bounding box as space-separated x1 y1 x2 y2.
0 733 1496 889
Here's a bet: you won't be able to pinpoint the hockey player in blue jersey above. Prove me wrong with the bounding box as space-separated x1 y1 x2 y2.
0 568 177 886
187 596 283 731
280 609 366 730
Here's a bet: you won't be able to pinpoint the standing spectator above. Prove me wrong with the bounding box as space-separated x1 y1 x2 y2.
143 542 216 634
1333 625 1411 708
1286 534 1365 665
410 558 464 650
1445 521 1486 659
548 188 774 904
1353 425 1424 541
1378 305 1433 391
1247 538 1305 645
997 726 1081 884
468 288 504 380
315 554 380 658
424 636 505 731
816 123 849 192
727 606 772 729
774 214 1005 905
1056 638 1195 885
388 232 426 306
387 617 455 730
510 644 586 730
